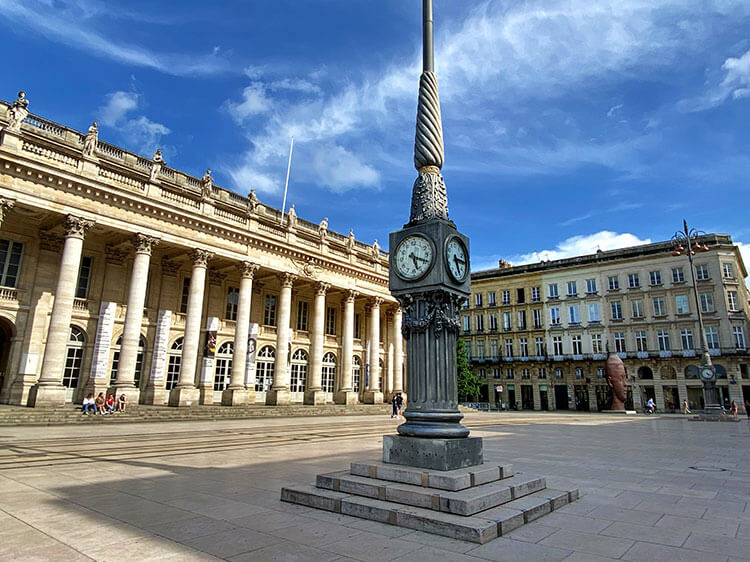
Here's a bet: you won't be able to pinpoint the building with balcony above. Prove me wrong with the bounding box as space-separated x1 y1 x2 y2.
0 94 403 408
464 238 750 413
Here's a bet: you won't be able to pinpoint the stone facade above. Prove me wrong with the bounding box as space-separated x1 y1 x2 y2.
465 239 750 413
0 97 404 407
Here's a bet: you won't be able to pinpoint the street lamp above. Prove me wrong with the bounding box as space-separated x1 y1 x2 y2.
671 219 722 415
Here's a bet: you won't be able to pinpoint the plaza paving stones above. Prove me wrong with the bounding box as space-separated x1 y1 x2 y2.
0 412 748 560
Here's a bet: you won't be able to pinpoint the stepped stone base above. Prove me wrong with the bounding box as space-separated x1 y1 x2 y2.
281 459 579 544
383 435 483 471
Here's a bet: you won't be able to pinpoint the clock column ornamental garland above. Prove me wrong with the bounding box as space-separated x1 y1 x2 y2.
389 0 471 439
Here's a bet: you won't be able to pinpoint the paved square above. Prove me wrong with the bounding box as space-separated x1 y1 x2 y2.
0 412 748 561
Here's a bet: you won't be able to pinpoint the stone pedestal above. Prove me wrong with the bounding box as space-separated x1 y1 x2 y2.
304 389 327 406
27 384 67 407
110 386 140 407
141 387 167 406
168 386 200 407
334 390 359 405
383 435 483 471
5 375 37 406
221 387 249 406
198 384 213 405
265 389 291 405
363 390 383 404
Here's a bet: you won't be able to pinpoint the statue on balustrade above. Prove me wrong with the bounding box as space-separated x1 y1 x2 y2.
247 189 260 215
347 230 356 253
318 217 328 241
7 91 29 131
201 168 213 200
605 351 628 411
83 121 98 156
371 239 381 261
150 149 164 181
286 204 297 230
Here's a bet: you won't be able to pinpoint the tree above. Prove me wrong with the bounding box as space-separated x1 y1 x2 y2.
456 338 481 402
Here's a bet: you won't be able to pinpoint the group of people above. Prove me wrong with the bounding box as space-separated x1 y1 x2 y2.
81 392 127 415
681 398 744 418
391 393 404 418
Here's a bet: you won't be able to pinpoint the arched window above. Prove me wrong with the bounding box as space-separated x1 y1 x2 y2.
255 346 275 392
352 355 362 392
685 366 699 379
290 349 308 392
322 352 336 393
166 337 183 390
110 334 147 386
63 326 86 388
637 366 653 380
214 342 234 391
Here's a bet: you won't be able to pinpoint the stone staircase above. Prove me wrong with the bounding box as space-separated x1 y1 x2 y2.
0 403 392 426
281 459 579 544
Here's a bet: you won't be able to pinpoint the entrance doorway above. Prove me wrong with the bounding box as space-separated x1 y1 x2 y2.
539 386 549 411
554 385 569 410
574 385 589 411
520 385 533 410
595 385 611 411
507 385 516 410
662 386 679 412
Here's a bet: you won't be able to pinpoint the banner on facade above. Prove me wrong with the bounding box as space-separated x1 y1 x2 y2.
148 309 171 381
200 317 219 383
89 301 117 380
244 322 259 388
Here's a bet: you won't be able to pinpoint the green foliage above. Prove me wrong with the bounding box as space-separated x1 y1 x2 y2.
456 338 481 401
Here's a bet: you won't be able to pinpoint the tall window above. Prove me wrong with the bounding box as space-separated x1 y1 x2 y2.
488 292 496 306
555 367 563 379
631 300 643 318
352 355 362 392
504 339 513 357
675 295 690 314
75 256 93 299
575 368 584 379
585 279 597 294
502 312 511 330
588 303 600 323
652 297 665 317
255 346 275 391
180 277 191 314
109 335 146 387
705 327 719 350
608 276 619 290
326 307 337 335
463 316 470 332
0 239 23 287
657 330 670 351
531 287 540 302
549 307 560 325
264 295 277 326
627 273 640 288
505 368 514 380
591 333 603 354
611 301 622 320
672 267 684 283
493 368 500 379
568 305 579 324
614 332 626 353
297 301 309 331
490 339 498 358
517 310 526 330
322 353 336 392
533 309 543 329
535 337 544 356
571 335 582 355
62 326 86 388
649 271 662 286
680 329 694 351
516 288 525 304
354 313 361 339
548 284 558 298
502 290 510 305
566 281 577 296
519 338 528 357
166 338 183 390
695 264 709 280
538 367 547 379
474 293 483 307
225 287 239 321
552 336 563 355
722 263 734 279
700 292 714 313
635 331 647 352
521 368 530 379
214 342 234 391
727 291 739 312
489 314 498 331
290 349 308 392
733 326 746 349
477 314 485 332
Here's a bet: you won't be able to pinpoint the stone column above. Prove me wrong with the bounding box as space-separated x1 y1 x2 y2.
223 261 258 406
305 282 329 405
112 234 159 404
29 215 94 407
169 248 212 406
392 308 404 394
335 289 358 404
364 297 383 404
266 273 295 405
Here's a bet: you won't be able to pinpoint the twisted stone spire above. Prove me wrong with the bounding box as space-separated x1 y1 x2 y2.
410 0 449 224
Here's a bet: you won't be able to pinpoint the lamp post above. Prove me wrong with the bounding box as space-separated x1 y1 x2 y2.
671 219 722 415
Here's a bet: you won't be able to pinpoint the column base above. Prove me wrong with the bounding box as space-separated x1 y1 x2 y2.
141 386 168 405
198 385 214 405
265 389 292 405
221 387 249 406
3 375 37 406
382 434 483 471
363 390 383 404
303 389 327 406
334 390 359 405
84 379 110 402
168 386 200 407
110 386 140 407
27 384 67 408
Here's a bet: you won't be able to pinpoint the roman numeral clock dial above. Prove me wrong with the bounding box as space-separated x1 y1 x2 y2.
446 236 468 282
394 235 434 280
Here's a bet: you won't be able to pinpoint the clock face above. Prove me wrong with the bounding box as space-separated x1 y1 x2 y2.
446 237 469 282
394 235 434 280
700 367 715 381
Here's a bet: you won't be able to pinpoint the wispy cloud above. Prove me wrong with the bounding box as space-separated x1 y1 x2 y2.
97 91 170 156
678 48 750 111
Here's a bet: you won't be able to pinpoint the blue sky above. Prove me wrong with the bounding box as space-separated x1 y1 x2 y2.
1 0 749 277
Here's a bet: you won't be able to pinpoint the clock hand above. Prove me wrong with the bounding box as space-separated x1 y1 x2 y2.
409 252 418 268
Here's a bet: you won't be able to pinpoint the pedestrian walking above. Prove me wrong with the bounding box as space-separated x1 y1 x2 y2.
729 400 738 418
396 393 404 417
391 394 398 418
682 399 691 415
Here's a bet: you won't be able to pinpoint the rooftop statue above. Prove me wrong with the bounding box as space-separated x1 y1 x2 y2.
201 169 213 199
83 121 98 156
7 91 29 131
150 149 164 181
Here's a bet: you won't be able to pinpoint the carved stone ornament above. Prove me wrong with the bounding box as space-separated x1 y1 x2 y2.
39 231 64 253
286 205 297 231
292 257 319 278
83 121 98 157
372 296 384 309
239 261 260 279
409 169 449 224
201 169 213 200
208 268 227 286
398 291 465 340
247 190 260 215
0 197 15 226
191 248 213 267
161 258 181 276
150 149 164 181
6 91 29 131
315 282 330 297
278 272 297 289
105 245 128 265
318 218 328 241
345 289 359 303
64 215 94 239
132 233 160 255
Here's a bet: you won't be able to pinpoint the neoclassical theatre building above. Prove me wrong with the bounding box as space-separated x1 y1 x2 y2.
0 93 404 408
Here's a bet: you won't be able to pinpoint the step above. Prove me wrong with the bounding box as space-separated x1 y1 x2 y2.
350 460 513 491
317 470 545 516
280 485 578 544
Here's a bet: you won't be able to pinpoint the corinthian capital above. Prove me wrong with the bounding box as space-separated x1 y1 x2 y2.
239 261 260 279
278 272 297 289
345 289 359 303
372 297 384 309
191 248 213 267
64 215 94 239
132 233 160 255
315 282 331 297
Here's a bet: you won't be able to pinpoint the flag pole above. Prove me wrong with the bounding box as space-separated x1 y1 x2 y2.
280 137 294 223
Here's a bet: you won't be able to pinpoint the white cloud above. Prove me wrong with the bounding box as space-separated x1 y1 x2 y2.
607 104 624 118
225 84 272 125
310 145 380 193
679 48 750 111
97 91 170 155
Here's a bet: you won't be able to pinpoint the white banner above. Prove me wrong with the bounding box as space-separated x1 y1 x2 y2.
200 317 219 383
148 309 172 381
89 301 117 380
244 323 259 387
